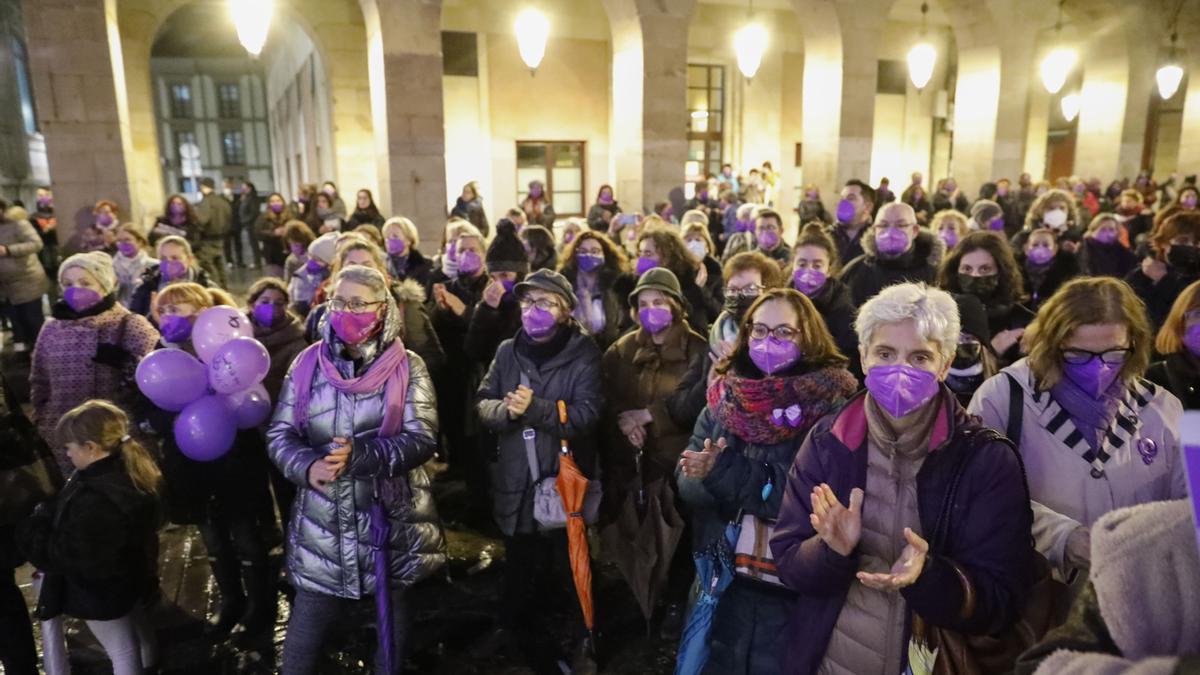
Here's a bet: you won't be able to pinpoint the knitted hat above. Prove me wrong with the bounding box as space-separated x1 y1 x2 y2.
628 267 683 307
515 269 576 310
486 220 529 274
952 292 991 344
308 232 339 263
59 251 117 295
199 176 216 189
970 199 1003 226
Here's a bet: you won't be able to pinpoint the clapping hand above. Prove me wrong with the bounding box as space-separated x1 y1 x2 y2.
308 437 352 495
857 527 929 591
679 437 726 479
810 484 863 557
505 385 534 419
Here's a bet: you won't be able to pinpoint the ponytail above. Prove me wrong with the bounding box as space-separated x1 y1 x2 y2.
118 435 162 495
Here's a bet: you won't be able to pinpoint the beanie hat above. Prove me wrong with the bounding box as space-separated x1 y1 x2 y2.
308 232 339 264
515 269 576 310
628 267 684 307
970 199 1003 226
199 176 216 189
59 251 117 295
486 220 529 274
951 292 991 344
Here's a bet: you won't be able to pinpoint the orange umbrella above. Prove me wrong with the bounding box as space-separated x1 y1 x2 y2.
556 400 595 637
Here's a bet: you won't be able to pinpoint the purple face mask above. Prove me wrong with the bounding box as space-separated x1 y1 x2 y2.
636 256 658 277
330 310 380 345
576 253 604 273
1027 245 1054 266
160 314 193 344
1094 229 1119 245
305 258 325 275
736 219 754 233
792 268 826 296
522 306 558 339
989 217 1006 231
290 243 306 256
160 259 187 281
638 306 673 335
95 213 114 228
1184 196 1198 210
500 279 517 297
875 227 910 257
757 229 780 250
386 238 407 256
446 240 459 262
598 192 613 205
865 364 941 418
1184 323 1200 357
529 186 543 199
253 303 281 328
835 199 856 223
64 287 102 313
117 241 139 258
939 229 959 249
458 250 482 276
168 203 186 216
36 197 52 209
270 202 284 214
1062 358 1122 399
749 336 802 375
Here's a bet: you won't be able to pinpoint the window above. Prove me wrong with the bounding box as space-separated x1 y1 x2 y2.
217 83 241 119
169 83 193 118
516 142 585 216
221 130 246 165
686 64 724 183
11 38 37 134
442 32 479 76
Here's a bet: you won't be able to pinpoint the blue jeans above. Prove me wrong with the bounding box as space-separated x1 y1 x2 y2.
282 587 408 675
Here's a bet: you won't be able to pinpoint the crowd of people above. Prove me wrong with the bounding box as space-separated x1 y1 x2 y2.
0 164 1197 675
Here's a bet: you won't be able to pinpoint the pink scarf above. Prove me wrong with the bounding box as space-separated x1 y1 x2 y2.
291 339 410 438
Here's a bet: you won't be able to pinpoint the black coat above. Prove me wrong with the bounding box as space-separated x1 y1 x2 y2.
806 278 861 380
678 257 724 334
388 248 433 290
1125 265 1198 330
828 223 868 266
562 267 635 352
127 264 213 319
1147 353 1200 410
1077 238 1138 279
346 210 385 230
16 455 157 621
840 229 946 306
1018 251 1081 312
466 299 523 369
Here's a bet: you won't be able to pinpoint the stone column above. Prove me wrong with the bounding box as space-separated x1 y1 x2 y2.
603 0 693 214
1074 39 1130 180
951 45 1002 197
833 3 887 190
22 0 133 243
360 0 447 251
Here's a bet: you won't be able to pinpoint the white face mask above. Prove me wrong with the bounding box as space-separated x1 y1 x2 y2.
1042 207 1068 229
685 240 708 260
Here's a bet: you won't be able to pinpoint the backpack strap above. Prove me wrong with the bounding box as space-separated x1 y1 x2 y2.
1004 372 1024 448
520 372 539 483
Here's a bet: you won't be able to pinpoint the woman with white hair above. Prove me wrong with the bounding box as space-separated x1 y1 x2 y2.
771 282 1034 674
30 252 160 473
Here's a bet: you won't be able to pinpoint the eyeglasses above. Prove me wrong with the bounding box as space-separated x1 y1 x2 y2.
518 297 561 312
749 323 799 341
875 222 916 229
330 298 384 313
725 284 764 298
1061 347 1132 366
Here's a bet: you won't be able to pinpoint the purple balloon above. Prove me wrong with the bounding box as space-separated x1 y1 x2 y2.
226 383 272 429
174 395 237 461
136 348 208 412
208 337 271 394
193 306 254 363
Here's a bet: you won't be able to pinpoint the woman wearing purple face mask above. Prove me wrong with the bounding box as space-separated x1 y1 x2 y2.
790 224 861 380
1019 228 1080 312
465 221 529 373
970 277 1186 580
152 194 196 241
637 228 723 333
1078 214 1137 279
112 224 157 308
797 183 832 226
773 282 1034 675
1147 280 1200 411
31 251 159 473
750 209 792 266
378 216 431 288
80 200 120 254
255 192 293 278
520 179 556 228
127 236 214 319
598 268 706 619
476 269 601 667
931 209 968 252
676 288 856 674
587 184 621 232
561 230 634 351
841 202 945 307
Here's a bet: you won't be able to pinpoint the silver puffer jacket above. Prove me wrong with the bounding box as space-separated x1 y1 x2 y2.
267 295 445 599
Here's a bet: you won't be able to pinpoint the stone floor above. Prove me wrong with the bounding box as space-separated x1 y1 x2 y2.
3 266 682 674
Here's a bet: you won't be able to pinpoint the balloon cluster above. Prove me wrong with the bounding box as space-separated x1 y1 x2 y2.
136 307 272 462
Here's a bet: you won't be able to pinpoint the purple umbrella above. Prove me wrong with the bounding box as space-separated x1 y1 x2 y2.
369 481 394 674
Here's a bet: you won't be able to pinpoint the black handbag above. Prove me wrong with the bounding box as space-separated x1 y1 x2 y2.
0 376 64 525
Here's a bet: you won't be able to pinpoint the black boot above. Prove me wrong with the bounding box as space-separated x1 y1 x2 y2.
232 563 276 640
205 555 245 636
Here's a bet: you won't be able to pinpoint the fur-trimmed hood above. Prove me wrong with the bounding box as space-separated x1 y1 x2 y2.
392 278 427 305
860 227 946 268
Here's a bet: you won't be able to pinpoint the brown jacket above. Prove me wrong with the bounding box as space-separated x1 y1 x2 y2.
0 207 47 305
601 320 706 512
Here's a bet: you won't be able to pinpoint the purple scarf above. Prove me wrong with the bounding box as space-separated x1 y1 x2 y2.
1050 374 1123 451
291 339 410 437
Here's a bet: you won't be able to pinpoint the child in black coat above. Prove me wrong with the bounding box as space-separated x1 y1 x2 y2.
17 400 160 675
